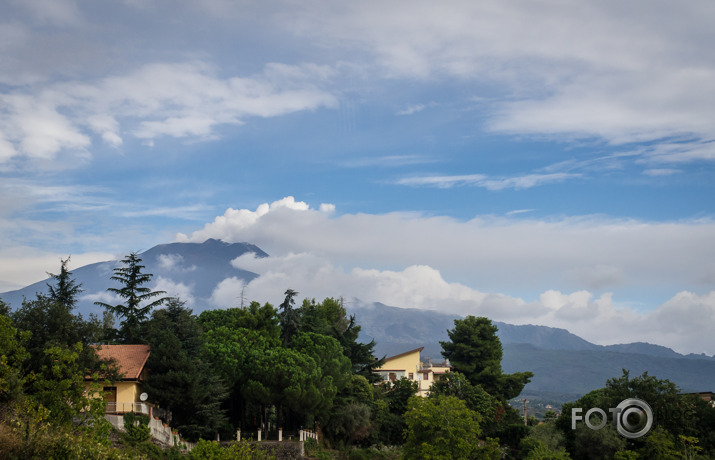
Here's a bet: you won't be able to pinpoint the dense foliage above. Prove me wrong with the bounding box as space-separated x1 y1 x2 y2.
0 256 546 458
514 369 715 460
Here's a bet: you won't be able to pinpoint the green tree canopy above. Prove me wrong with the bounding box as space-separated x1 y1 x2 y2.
12 295 107 378
198 301 280 342
429 371 500 425
440 315 533 401
0 313 29 407
299 297 384 382
141 299 227 441
403 395 483 459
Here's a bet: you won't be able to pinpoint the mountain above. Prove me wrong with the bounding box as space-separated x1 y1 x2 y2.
3 239 713 403
346 301 601 358
0 239 266 316
346 301 715 401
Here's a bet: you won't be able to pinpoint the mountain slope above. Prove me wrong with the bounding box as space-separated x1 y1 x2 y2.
347 301 715 400
0 239 265 316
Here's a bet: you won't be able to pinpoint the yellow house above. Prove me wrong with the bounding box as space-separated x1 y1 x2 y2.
92 344 152 415
373 347 451 396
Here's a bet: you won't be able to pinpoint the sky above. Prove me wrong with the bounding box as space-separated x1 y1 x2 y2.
1 0 714 354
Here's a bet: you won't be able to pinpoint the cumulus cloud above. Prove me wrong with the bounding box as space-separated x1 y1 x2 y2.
183 198 715 354
153 276 194 305
210 250 715 355
177 198 715 298
210 276 247 308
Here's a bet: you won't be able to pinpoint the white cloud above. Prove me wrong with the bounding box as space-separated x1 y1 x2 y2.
396 173 581 190
0 248 113 292
153 276 194 305
176 197 314 243
209 276 246 308
284 0 715 159
397 104 425 116
218 250 715 354
178 199 715 302
81 290 119 306
0 61 337 167
156 254 197 273
643 168 682 177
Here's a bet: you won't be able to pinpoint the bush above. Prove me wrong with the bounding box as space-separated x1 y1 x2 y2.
189 439 276 460
123 411 152 445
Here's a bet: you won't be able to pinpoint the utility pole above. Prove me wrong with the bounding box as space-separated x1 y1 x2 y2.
523 399 529 426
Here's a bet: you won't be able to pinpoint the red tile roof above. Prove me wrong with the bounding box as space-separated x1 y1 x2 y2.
94 345 150 380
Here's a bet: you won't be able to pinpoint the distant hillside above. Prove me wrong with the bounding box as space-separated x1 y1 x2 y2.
347 301 715 401
503 343 715 400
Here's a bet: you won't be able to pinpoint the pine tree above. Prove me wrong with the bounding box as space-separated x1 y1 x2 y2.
46 257 83 309
95 252 169 343
279 289 300 346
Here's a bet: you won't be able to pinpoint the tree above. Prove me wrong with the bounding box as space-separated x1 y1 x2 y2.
440 316 533 401
299 298 384 382
290 332 351 418
429 371 499 425
12 295 108 378
141 299 227 441
278 289 300 347
95 252 169 343
198 301 280 342
0 313 29 407
571 423 626 460
46 257 83 309
403 395 482 459
370 378 418 445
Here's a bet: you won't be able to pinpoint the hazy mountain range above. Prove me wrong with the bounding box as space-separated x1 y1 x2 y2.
3 239 713 403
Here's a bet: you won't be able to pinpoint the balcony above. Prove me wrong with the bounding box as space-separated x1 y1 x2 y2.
105 402 151 415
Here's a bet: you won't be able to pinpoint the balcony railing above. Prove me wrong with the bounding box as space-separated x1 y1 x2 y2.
105 402 151 415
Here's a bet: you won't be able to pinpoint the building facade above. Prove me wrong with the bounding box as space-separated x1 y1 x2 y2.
373 347 451 396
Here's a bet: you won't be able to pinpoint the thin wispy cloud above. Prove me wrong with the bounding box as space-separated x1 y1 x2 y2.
341 155 436 168
643 168 682 177
397 104 425 116
396 172 581 190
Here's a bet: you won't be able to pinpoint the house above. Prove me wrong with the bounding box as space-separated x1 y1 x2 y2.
87 344 188 448
91 344 152 416
373 347 451 396
683 391 715 407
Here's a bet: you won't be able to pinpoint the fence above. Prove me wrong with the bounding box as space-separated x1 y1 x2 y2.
235 428 318 443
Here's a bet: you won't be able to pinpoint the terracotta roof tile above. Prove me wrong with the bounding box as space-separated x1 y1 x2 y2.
94 345 150 380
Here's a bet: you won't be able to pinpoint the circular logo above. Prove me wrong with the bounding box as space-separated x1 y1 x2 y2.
615 398 653 439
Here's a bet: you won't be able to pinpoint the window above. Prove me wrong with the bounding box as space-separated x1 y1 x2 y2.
408 373 414 379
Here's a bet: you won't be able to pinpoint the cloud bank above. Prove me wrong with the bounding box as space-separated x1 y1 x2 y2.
178 197 715 354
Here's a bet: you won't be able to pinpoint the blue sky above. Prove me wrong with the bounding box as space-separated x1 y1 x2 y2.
1 0 715 353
